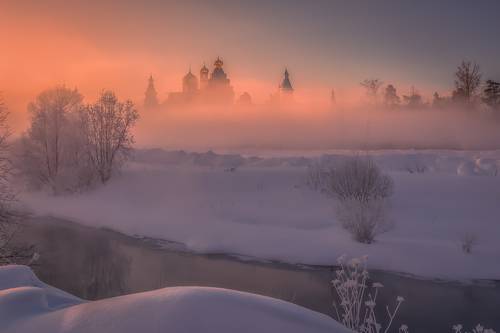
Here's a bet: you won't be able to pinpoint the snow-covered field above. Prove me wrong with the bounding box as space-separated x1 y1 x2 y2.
21 149 500 280
0 265 349 333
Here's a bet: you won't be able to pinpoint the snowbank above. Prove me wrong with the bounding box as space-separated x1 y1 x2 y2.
20 149 500 280
0 265 350 333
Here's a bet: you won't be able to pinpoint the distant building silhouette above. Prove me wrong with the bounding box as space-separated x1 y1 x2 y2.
268 68 295 105
280 69 294 95
200 64 209 90
182 68 198 99
237 92 252 106
150 60 298 108
144 75 159 109
167 57 234 105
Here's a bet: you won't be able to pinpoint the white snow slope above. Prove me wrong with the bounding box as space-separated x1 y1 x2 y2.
21 149 500 280
0 265 350 333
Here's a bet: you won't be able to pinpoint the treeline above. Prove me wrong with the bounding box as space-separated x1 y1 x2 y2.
0 87 139 265
16 86 139 194
360 61 500 112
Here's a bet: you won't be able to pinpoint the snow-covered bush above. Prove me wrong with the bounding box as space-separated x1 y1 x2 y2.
336 199 392 244
322 157 394 243
325 157 393 202
453 324 496 333
331 255 406 333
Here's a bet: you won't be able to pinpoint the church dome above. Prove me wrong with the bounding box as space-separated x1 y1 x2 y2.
200 64 209 74
214 57 224 68
183 70 196 81
182 69 199 95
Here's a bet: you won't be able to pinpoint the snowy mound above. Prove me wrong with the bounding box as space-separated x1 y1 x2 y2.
0 265 81 311
0 266 350 333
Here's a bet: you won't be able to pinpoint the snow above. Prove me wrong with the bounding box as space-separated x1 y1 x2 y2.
20 149 500 280
0 265 350 333
0 265 81 310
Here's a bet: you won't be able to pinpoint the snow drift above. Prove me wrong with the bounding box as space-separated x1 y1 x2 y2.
0 265 350 333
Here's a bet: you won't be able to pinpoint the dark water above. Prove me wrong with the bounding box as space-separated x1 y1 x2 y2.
14 217 500 333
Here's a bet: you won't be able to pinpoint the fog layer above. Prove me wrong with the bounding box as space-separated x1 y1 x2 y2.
136 104 500 151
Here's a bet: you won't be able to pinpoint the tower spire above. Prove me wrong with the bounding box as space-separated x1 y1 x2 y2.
144 74 159 109
280 68 293 93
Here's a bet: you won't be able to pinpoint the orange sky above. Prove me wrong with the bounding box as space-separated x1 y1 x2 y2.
1 1 498 135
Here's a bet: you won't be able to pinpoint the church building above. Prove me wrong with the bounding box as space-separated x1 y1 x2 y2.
144 75 159 109
166 57 235 105
268 68 295 104
280 69 294 95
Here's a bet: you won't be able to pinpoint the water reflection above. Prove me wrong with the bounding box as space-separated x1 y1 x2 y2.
15 217 500 333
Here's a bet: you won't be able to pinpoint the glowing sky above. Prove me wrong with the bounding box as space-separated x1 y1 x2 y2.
1 0 500 129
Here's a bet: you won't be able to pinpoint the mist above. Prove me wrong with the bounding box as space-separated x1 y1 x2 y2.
135 103 500 152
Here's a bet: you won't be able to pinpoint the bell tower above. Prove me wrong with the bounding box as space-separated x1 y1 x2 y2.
200 63 209 90
280 68 294 94
144 74 159 109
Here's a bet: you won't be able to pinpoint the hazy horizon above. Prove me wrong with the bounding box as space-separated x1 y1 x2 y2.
1 0 500 148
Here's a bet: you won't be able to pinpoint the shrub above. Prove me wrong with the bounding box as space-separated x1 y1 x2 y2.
331 255 406 333
322 157 394 243
325 157 393 202
453 324 496 333
336 199 392 244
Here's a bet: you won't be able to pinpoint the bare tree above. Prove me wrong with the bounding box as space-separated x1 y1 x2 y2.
483 80 500 111
384 84 400 108
0 96 34 265
80 91 139 184
22 86 83 191
454 61 482 105
361 79 383 104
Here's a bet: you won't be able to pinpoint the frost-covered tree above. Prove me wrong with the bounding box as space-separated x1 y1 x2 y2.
20 86 84 192
20 87 139 192
0 96 34 265
80 91 139 184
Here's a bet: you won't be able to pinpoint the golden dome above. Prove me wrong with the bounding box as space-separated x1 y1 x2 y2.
214 57 223 68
